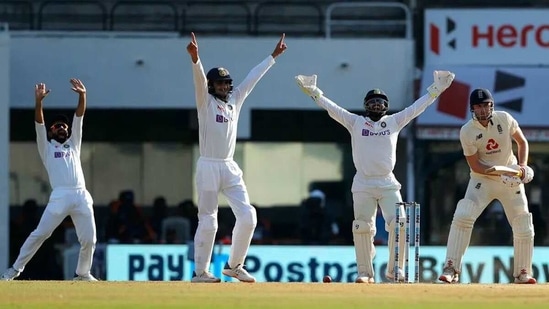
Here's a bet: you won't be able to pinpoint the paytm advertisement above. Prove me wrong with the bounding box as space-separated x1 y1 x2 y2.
106 245 549 283
425 9 549 65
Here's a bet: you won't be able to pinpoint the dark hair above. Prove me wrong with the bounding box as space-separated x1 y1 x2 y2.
49 114 70 128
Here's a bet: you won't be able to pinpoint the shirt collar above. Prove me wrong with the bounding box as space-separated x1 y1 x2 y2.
50 139 67 147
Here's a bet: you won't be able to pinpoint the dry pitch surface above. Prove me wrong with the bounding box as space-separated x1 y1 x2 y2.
1 281 548 309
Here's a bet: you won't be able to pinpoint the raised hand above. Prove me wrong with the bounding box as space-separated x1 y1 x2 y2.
187 32 199 62
434 70 455 90
70 78 86 94
271 33 287 58
35 83 50 101
295 74 323 99
427 70 455 98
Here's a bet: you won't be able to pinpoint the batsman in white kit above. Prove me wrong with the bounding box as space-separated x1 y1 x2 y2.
1 79 97 281
438 88 536 284
295 71 455 283
186 32 287 283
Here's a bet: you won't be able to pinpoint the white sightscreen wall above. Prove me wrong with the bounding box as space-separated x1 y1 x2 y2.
0 24 10 269
10 34 415 138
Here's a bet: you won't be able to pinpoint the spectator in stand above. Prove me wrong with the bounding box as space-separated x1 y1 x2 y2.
149 196 169 243
105 190 156 244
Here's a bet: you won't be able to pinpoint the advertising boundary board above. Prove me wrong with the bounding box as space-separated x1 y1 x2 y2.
425 9 549 65
106 245 549 283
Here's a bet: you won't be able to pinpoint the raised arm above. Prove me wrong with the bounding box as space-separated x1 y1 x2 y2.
187 32 208 109
394 70 455 129
68 79 86 150
232 34 287 104
34 83 50 160
295 74 357 131
70 78 86 117
34 83 49 124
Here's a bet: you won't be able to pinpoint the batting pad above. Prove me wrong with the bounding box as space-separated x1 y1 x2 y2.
512 213 534 277
352 220 376 277
445 199 477 271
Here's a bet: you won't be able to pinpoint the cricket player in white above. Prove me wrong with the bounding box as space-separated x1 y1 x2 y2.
186 32 287 283
439 88 536 284
295 71 455 283
1 79 97 281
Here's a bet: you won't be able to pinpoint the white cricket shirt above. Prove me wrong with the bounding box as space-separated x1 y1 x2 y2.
460 111 519 176
315 94 436 177
192 56 275 159
35 114 86 189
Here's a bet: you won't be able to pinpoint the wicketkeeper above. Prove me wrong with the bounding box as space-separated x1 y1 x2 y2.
296 71 454 283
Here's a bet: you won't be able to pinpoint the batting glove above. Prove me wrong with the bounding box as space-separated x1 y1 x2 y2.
295 74 323 100
518 165 534 184
427 70 455 98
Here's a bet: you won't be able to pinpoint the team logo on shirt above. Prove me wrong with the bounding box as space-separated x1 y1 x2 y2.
485 138 501 154
476 133 483 140
216 114 228 123
497 124 503 134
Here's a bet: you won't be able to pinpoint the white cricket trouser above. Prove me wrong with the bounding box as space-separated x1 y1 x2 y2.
351 173 403 277
12 188 96 277
194 157 257 274
464 175 529 223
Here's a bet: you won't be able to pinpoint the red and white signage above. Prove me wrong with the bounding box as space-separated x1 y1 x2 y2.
416 66 549 141
425 9 549 65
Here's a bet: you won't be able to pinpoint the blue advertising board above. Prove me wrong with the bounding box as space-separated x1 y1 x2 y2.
106 245 549 283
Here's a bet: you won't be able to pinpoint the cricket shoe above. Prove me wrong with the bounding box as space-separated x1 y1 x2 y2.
73 274 99 281
355 273 374 283
385 268 406 283
0 267 20 281
191 271 221 283
439 262 460 283
514 269 537 284
222 263 256 283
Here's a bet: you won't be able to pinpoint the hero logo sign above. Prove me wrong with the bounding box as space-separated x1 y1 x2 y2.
473 24 549 48
430 17 456 55
430 16 549 54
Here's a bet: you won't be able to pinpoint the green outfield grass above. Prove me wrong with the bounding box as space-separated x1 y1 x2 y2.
0 281 548 309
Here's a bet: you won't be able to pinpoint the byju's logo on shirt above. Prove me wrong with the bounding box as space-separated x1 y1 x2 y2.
362 129 390 136
216 114 228 123
54 151 71 158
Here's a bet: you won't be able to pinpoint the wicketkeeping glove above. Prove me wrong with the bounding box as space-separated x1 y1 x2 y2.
427 70 455 98
295 74 323 100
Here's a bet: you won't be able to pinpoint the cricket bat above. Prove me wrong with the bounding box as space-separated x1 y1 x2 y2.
485 165 523 177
